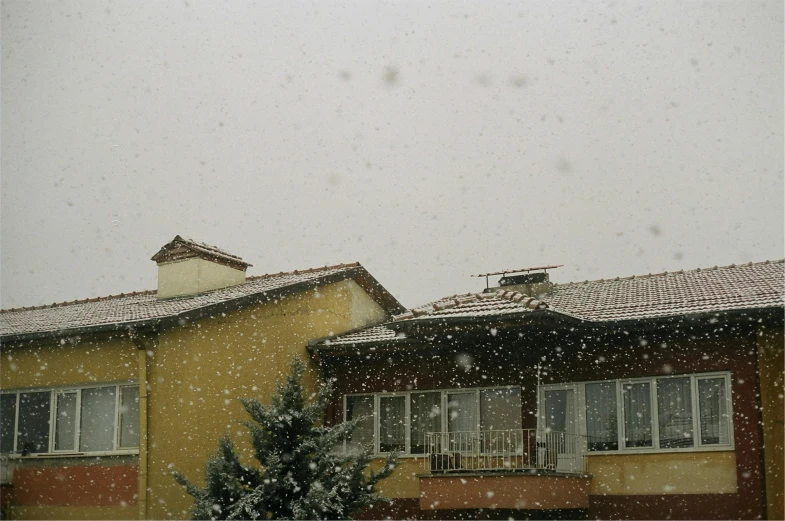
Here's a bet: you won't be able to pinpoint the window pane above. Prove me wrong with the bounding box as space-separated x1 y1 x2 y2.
118 386 139 448
623 382 652 448
448 393 477 433
17 392 51 454
410 392 440 454
80 387 116 452
1 394 17 454
55 392 77 451
379 396 405 452
586 382 618 451
657 378 694 448
346 395 374 452
481 388 522 454
544 390 568 432
480 388 522 431
699 378 730 445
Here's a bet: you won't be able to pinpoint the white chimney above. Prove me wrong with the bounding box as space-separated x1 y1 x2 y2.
151 235 252 299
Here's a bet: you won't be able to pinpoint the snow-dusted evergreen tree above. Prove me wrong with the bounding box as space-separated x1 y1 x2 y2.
173 356 397 520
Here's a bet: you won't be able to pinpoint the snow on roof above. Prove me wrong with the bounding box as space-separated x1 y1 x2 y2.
0 263 398 340
394 290 548 322
318 260 785 348
547 259 785 322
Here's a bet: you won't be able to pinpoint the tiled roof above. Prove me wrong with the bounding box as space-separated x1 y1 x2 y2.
316 260 784 348
0 263 378 340
316 325 403 347
394 290 548 322
151 235 252 268
321 291 552 347
548 260 784 322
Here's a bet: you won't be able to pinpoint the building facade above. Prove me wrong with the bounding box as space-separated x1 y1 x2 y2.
0 236 404 520
311 261 784 520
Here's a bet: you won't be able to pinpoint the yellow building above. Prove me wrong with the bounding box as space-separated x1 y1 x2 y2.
0 236 404 520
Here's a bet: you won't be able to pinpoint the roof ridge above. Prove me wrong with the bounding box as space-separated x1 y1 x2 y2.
245 262 361 280
1 262 363 314
177 235 245 262
555 259 785 287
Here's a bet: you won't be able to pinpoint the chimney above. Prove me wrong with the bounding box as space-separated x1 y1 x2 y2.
151 235 252 298
493 272 553 299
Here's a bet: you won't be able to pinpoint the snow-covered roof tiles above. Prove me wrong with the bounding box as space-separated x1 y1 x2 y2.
394 290 548 322
0 263 403 340
316 325 403 347
151 235 252 269
547 259 784 322
318 260 784 347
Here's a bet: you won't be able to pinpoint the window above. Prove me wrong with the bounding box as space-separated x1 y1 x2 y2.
17 392 51 455
0 394 17 454
410 392 440 454
698 377 730 445
542 372 732 454
622 382 653 448
118 386 140 448
344 387 521 455
345 395 374 452
0 383 139 456
379 395 406 452
585 382 618 451
54 391 78 451
657 377 693 448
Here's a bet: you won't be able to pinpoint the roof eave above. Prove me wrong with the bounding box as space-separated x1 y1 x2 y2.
0 319 163 345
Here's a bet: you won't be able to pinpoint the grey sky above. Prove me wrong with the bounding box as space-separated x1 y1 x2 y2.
2 0 783 310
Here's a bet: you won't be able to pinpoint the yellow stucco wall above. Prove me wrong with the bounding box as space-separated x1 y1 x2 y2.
758 325 784 521
1 334 137 389
587 451 737 495
370 458 424 499
372 452 739 500
145 279 387 519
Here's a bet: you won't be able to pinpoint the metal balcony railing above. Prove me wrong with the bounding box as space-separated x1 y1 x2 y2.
424 428 587 474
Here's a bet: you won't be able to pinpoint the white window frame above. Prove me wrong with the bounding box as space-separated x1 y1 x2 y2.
540 371 734 455
0 381 140 458
52 390 80 453
343 385 522 457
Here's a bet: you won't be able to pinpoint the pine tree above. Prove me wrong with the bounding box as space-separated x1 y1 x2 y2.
173 357 398 520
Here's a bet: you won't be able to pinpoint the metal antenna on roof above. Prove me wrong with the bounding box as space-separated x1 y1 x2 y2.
474 265 563 289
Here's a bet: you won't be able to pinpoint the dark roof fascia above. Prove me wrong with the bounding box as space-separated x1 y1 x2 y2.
0 320 162 346
347 267 407 315
0 267 405 344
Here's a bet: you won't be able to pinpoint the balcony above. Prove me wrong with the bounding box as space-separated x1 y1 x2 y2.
420 429 591 511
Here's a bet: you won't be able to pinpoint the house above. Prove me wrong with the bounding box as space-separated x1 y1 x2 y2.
0 235 405 520
310 261 784 520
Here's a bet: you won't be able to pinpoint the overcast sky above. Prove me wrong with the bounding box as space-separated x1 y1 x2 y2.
1 0 783 310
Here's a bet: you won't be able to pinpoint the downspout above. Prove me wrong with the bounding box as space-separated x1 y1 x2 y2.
129 329 152 521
